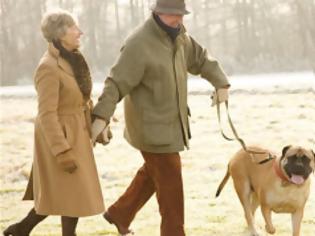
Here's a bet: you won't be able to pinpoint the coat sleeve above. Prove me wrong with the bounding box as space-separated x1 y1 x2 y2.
93 41 146 121
35 63 71 156
186 35 230 89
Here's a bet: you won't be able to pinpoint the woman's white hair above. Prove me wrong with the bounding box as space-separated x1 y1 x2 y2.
41 9 77 42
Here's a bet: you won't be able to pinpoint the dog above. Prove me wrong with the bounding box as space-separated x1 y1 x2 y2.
216 145 314 236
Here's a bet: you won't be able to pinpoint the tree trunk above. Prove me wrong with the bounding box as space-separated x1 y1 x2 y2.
114 0 121 37
0 0 9 85
295 0 315 72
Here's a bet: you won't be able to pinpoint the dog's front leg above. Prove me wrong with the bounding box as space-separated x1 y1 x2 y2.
261 205 276 234
291 209 304 236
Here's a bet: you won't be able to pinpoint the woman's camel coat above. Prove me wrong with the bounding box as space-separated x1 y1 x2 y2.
23 44 104 217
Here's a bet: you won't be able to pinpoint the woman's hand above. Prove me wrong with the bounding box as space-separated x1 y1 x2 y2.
56 150 78 173
91 119 107 142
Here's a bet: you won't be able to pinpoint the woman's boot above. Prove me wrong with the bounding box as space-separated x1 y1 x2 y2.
61 216 79 236
3 208 47 236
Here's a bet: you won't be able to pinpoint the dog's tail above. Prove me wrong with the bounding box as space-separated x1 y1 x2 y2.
215 165 230 197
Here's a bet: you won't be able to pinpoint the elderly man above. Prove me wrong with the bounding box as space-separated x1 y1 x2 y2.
92 0 230 235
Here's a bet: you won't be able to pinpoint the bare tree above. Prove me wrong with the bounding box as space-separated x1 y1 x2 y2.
0 0 314 85
295 0 315 72
0 0 9 85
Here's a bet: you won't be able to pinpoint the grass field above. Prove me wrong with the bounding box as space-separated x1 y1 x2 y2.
0 91 314 235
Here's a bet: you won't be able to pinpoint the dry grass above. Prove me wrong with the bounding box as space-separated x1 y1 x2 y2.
0 91 314 235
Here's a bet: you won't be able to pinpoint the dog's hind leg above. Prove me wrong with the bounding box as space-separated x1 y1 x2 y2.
233 178 260 236
250 193 260 218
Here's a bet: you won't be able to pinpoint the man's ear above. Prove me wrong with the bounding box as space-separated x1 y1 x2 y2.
281 145 292 159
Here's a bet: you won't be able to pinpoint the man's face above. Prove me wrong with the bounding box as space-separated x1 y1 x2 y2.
158 13 184 28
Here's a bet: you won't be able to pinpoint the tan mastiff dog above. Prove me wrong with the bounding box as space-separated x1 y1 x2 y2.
216 145 315 236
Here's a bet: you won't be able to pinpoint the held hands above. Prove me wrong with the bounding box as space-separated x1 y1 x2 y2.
56 150 78 174
91 118 112 146
211 88 229 106
96 125 113 145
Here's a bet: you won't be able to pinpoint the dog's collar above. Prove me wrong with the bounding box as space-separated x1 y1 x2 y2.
273 159 292 184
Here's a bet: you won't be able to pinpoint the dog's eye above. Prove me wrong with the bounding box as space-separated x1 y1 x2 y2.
301 156 310 164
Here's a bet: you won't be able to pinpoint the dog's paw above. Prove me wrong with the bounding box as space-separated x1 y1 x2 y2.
248 229 260 236
265 224 276 234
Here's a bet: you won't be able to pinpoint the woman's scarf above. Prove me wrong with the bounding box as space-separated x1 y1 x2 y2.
53 41 92 102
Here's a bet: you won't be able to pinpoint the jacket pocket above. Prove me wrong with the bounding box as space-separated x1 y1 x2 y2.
61 121 75 147
142 110 177 146
142 122 173 145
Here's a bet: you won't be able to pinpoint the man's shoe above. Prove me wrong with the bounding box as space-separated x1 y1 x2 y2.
103 211 134 235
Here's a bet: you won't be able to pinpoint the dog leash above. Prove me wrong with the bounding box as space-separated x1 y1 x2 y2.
215 95 274 164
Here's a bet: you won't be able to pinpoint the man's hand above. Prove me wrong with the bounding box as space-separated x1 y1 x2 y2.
211 88 229 106
56 150 78 173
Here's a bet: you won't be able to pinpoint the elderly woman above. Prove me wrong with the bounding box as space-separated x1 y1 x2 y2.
3 10 104 236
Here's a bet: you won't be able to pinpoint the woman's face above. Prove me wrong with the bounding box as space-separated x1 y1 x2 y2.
60 24 83 51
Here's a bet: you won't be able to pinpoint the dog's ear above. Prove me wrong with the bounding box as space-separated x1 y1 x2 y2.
281 145 292 158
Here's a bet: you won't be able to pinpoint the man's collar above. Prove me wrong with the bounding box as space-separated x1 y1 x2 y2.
152 13 181 41
146 15 186 48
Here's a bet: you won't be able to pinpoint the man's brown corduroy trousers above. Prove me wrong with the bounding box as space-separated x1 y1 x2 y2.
106 151 185 236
